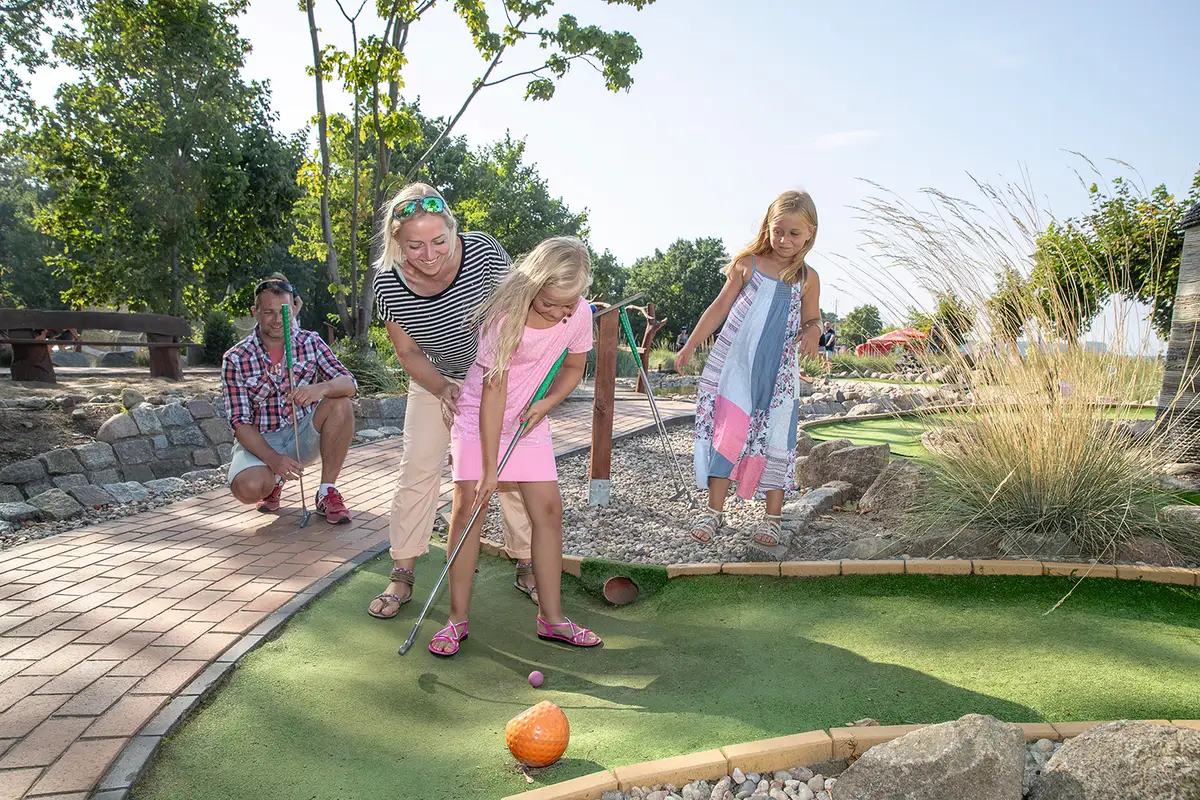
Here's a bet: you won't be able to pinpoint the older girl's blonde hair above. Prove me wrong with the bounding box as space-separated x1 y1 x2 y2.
473 236 591 381
729 190 818 286
373 183 459 273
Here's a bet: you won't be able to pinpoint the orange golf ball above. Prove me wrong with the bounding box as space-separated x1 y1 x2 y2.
505 701 569 767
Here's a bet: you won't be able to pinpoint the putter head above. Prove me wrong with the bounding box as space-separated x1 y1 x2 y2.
299 510 311 528
671 488 696 508
398 627 419 655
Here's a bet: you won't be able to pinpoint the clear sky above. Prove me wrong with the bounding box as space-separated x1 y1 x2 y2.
29 0 1200 341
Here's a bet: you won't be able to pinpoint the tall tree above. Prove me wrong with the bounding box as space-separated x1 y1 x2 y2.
1032 168 1200 338
0 148 67 308
0 0 80 125
625 238 728 339
310 0 656 335
29 0 303 317
840 304 883 346
588 247 627 304
291 113 590 305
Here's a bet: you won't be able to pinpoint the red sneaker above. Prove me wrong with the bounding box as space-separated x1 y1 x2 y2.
316 487 352 524
256 480 282 513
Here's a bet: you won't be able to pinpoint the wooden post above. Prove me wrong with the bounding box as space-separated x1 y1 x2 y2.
9 330 56 384
589 311 619 505
146 334 184 381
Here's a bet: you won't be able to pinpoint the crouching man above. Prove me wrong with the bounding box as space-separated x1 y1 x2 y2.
221 276 358 523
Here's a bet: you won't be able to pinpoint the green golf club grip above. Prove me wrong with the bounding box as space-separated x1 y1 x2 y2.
282 303 294 368
618 309 645 372
532 349 568 404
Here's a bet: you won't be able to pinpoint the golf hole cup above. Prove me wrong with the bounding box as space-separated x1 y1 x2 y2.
602 575 639 606
506 701 569 768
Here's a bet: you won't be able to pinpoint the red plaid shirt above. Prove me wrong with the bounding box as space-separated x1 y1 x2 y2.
221 327 356 434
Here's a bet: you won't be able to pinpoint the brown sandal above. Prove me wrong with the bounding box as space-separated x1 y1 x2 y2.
514 561 539 604
368 566 414 620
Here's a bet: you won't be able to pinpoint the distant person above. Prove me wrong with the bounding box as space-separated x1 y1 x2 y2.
819 322 837 369
222 276 357 524
675 190 822 550
675 326 689 352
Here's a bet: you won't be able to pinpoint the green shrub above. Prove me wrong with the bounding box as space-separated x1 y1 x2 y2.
200 310 240 367
332 337 408 396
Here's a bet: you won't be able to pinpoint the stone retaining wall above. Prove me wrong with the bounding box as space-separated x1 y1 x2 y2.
0 394 408 505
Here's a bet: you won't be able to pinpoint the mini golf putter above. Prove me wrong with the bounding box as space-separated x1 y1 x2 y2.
281 303 311 528
617 306 695 508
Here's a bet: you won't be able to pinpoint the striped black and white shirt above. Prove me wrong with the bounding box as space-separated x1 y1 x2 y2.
373 231 511 379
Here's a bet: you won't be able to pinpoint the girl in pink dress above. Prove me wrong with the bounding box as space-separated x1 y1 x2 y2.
430 237 602 656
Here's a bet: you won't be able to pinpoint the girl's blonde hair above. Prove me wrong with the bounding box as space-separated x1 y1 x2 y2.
729 190 818 286
373 183 459 273
473 236 591 380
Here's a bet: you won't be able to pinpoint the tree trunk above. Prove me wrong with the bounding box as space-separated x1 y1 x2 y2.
1157 207 1200 464
171 240 182 317
306 0 351 338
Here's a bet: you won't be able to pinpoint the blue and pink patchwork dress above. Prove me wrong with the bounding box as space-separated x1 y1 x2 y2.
694 260 805 499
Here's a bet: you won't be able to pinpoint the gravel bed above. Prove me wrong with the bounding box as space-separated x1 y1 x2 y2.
0 473 227 551
484 423 826 564
604 738 1063 799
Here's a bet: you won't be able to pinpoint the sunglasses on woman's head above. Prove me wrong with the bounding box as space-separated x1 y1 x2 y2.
393 196 446 220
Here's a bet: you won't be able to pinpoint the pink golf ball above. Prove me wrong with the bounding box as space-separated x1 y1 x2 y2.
528 670 544 688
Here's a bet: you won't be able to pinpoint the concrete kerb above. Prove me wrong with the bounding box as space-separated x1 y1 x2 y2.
502 719 1200 800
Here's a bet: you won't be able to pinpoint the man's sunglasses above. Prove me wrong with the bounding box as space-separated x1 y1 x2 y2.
392 196 446 220
255 279 296 298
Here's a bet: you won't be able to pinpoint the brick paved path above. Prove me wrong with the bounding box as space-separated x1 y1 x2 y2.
0 396 693 799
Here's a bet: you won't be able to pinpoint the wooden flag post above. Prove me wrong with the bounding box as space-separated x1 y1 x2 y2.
589 309 619 505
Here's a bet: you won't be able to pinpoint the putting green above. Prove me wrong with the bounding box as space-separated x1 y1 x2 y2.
806 406 1159 460
133 550 1200 800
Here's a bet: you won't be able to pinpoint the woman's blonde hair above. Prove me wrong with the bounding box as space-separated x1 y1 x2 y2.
373 182 459 273
729 190 818 286
473 236 591 380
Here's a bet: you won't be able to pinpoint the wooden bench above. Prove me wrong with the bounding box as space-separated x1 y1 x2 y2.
0 310 191 383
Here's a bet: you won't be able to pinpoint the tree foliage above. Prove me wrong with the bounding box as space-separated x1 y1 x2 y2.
1031 168 1200 339
0 149 68 309
28 0 304 318
0 0 80 125
625 238 728 338
906 292 973 351
840 304 883 346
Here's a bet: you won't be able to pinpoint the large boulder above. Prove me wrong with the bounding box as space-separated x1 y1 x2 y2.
129 402 163 435
834 714 1025 800
27 488 84 521
96 413 140 442
0 501 41 523
0 458 47 485
858 460 934 518
1028 721 1200 800
67 484 115 509
38 448 84 475
51 351 89 367
796 440 890 498
103 481 150 503
73 442 117 471
98 350 136 367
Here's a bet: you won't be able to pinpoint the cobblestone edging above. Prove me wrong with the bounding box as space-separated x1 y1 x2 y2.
501 720 1200 800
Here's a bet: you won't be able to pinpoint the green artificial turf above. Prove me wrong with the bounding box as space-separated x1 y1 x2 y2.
133 550 1200 800
806 406 1159 460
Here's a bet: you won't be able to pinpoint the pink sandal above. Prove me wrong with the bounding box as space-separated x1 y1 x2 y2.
429 618 469 657
537 615 602 648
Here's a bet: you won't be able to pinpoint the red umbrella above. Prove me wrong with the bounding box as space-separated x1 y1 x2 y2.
855 327 928 356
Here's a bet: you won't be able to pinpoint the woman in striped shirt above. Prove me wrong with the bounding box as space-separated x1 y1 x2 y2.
368 183 537 619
